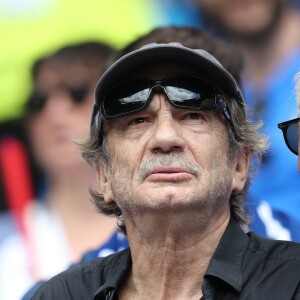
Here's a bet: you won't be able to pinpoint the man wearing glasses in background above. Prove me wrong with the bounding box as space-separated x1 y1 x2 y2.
278 74 300 170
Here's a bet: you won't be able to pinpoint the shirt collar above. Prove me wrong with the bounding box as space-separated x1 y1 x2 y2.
204 218 249 293
93 219 249 299
93 249 132 299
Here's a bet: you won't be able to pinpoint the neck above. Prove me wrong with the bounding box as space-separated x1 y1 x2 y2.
237 10 300 88
120 208 230 300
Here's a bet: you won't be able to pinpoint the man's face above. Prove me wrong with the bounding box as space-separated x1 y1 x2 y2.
98 67 249 222
198 0 285 39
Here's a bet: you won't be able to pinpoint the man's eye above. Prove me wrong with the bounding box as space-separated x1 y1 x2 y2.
185 112 206 120
128 117 146 125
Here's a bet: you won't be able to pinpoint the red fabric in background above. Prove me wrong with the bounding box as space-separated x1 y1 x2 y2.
0 136 34 233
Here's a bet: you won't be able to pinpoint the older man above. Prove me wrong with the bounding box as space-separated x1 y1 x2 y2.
32 43 300 299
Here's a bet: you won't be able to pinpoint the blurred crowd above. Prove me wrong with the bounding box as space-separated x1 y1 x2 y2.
0 1 300 299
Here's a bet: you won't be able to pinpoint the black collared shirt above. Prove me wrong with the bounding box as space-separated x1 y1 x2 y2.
32 219 300 299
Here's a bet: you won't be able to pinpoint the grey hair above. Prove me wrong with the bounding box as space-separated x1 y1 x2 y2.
79 116 127 233
225 96 268 226
79 95 268 234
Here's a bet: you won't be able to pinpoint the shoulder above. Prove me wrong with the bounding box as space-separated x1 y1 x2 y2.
239 232 300 298
32 248 131 300
247 231 300 263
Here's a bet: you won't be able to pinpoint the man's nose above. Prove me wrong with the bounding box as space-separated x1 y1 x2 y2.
148 94 185 154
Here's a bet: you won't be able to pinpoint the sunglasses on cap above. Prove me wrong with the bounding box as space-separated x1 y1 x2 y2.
100 75 232 123
278 118 299 155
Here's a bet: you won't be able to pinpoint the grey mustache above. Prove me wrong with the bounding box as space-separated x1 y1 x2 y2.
137 153 201 180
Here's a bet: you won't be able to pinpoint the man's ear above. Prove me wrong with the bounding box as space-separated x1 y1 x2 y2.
96 161 115 204
232 148 250 192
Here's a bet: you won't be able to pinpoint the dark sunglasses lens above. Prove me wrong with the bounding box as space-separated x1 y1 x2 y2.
27 86 88 114
286 123 299 154
26 93 47 112
165 76 215 109
69 87 88 103
104 80 150 117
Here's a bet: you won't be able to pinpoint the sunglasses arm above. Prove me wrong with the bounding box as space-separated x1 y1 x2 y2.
215 95 231 121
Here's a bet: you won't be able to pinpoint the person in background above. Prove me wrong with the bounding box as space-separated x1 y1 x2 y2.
278 72 300 169
0 42 117 300
191 0 300 242
32 41 300 299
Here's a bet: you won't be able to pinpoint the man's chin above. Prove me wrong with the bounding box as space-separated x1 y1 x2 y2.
141 194 208 211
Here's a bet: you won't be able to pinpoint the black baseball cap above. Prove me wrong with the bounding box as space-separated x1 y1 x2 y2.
91 42 245 127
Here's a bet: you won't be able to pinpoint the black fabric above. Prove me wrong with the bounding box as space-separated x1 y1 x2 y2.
31 219 300 300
